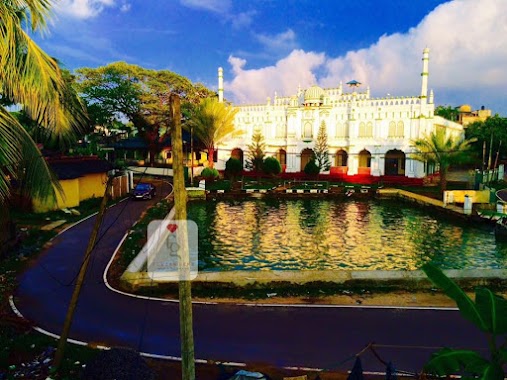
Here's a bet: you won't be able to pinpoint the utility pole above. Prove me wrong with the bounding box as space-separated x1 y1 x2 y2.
53 174 114 371
170 93 195 380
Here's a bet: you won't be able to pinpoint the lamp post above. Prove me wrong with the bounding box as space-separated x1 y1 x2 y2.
190 126 194 185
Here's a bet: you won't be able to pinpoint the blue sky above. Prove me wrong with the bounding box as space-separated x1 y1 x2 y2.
35 0 507 114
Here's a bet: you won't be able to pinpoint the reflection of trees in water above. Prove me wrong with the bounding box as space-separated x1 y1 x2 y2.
189 198 503 271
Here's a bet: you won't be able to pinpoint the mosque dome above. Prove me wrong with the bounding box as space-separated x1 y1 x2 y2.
304 85 326 105
459 104 472 112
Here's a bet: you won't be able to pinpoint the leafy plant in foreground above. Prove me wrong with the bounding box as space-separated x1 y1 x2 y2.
422 263 507 380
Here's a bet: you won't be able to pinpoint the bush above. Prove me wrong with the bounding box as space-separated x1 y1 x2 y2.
201 167 219 180
304 159 320 176
225 158 243 179
262 156 281 176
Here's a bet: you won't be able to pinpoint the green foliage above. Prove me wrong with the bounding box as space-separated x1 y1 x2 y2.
422 263 507 379
465 115 507 169
304 159 320 176
314 121 331 172
435 105 459 121
0 0 88 206
411 129 476 191
246 131 266 172
201 167 219 179
225 157 243 179
262 156 281 176
187 97 240 168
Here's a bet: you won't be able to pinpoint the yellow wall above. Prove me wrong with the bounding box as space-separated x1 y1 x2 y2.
79 173 107 201
444 190 490 204
33 179 80 213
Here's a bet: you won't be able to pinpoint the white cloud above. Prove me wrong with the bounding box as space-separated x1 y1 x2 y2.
120 2 131 12
180 0 231 14
56 0 116 19
225 0 507 113
226 50 325 103
255 29 297 52
231 10 257 30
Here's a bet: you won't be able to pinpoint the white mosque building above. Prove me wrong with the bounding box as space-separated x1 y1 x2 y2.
215 48 464 179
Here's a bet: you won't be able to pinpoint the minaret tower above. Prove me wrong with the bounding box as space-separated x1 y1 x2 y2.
218 67 224 103
420 47 429 99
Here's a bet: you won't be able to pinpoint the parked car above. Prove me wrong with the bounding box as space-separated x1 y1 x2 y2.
132 183 156 200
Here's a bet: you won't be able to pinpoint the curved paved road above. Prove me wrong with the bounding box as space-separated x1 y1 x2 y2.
14 187 486 373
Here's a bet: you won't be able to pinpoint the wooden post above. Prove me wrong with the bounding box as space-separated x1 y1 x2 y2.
53 175 114 371
170 94 195 380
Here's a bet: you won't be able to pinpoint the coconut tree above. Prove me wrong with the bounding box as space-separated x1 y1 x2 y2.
411 129 475 192
187 98 240 168
0 1 88 245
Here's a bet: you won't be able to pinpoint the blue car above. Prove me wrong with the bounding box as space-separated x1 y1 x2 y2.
132 183 156 200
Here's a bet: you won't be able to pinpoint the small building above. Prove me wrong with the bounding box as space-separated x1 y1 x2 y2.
33 156 112 213
458 104 492 126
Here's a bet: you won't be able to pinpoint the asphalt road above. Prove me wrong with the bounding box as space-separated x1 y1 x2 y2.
14 184 486 373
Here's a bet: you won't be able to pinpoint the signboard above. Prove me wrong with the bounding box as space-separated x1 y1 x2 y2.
146 220 198 281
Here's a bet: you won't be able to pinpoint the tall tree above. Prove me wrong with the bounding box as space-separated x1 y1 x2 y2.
411 129 476 192
314 121 331 172
188 98 240 168
465 115 507 170
0 0 88 246
76 64 215 165
245 131 265 172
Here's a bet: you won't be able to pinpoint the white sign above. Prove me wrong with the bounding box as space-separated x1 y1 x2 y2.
146 220 198 281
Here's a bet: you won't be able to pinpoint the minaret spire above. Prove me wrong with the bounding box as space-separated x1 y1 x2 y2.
420 47 429 99
218 67 224 103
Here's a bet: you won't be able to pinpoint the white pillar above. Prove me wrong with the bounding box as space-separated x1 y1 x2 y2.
420 48 429 99
218 67 224 103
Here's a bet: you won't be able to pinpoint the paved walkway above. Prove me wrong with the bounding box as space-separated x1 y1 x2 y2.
13 189 486 373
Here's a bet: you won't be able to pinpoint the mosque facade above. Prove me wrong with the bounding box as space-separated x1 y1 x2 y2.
216 48 464 178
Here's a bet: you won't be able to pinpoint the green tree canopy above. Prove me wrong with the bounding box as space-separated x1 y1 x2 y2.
187 98 240 168
0 0 88 205
411 129 475 191
75 63 215 165
435 105 460 122
465 115 507 170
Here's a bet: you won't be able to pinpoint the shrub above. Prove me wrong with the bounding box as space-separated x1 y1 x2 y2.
262 156 281 176
201 167 219 180
225 158 243 179
304 159 320 176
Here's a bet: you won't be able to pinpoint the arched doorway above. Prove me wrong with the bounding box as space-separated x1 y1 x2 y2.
335 149 348 167
358 149 371 175
385 149 405 175
231 148 244 166
300 148 314 171
277 149 287 172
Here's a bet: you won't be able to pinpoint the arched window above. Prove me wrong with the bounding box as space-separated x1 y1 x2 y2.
396 121 404 137
366 122 373 137
276 123 285 138
303 122 313 138
388 121 396 137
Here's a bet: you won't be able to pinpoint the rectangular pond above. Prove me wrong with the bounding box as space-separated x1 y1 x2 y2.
186 198 507 271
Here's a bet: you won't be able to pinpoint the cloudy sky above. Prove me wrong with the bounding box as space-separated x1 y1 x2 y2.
35 0 507 114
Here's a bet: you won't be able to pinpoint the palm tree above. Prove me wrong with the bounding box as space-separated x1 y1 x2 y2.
411 129 476 192
187 98 240 168
1 1 88 244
